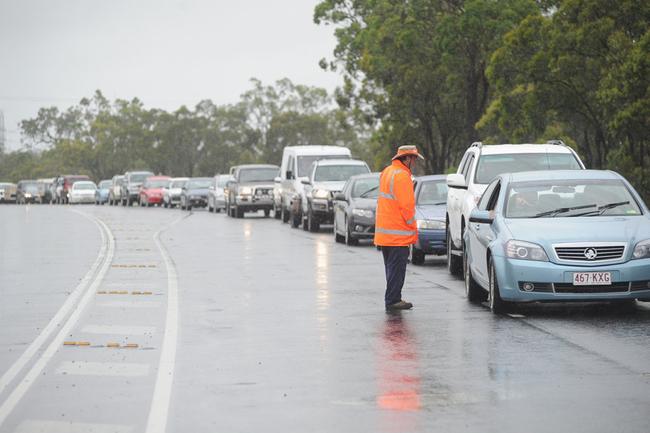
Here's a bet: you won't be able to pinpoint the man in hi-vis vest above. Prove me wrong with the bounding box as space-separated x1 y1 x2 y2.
374 145 423 310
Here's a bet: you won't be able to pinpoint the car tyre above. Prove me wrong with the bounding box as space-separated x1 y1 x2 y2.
488 256 510 314
273 204 281 219
281 204 290 223
446 225 463 277
307 208 320 232
464 246 487 302
236 206 244 218
410 245 425 265
345 219 358 246
264 209 270 218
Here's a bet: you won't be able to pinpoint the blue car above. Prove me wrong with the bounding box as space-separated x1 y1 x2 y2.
95 179 111 205
464 170 650 313
411 175 448 264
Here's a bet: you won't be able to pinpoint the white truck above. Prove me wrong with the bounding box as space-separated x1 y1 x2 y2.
274 145 352 227
445 141 585 276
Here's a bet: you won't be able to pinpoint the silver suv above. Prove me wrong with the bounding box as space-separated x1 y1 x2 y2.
445 140 585 276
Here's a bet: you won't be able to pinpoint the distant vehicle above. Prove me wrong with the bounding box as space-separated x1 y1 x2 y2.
68 181 97 204
0 182 17 203
121 171 154 206
464 170 650 313
301 159 370 231
16 180 40 204
48 178 59 204
36 178 55 204
180 177 212 210
333 172 380 245
226 165 279 218
108 175 124 206
410 175 448 265
446 141 585 276
207 174 233 213
95 180 112 205
163 177 188 208
55 175 91 204
276 145 352 226
140 176 171 207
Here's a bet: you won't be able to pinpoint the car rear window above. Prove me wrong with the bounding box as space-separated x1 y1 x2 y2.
314 164 369 182
297 155 349 177
417 180 448 205
475 153 582 184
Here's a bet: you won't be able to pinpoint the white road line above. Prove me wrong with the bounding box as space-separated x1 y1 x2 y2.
0 214 115 430
145 217 184 433
0 209 108 397
56 361 149 377
14 419 133 433
81 325 156 335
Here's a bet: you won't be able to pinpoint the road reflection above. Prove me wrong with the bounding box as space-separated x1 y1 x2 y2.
376 312 421 414
315 238 330 347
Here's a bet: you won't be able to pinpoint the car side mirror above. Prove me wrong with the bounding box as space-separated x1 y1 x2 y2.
333 192 346 201
286 170 293 180
469 209 494 224
301 178 311 186
447 173 467 190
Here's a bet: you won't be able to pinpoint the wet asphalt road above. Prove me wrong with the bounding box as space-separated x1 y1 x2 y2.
1 204 650 433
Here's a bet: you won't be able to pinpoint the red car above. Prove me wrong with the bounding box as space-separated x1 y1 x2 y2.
139 176 171 207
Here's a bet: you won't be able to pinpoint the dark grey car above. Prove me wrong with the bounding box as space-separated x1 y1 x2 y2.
180 177 212 210
333 173 380 245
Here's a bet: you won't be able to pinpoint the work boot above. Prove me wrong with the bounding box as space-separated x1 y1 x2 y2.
386 300 413 310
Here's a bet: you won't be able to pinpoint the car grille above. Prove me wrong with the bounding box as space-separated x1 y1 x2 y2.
554 282 630 293
518 282 554 293
554 244 626 262
630 281 650 291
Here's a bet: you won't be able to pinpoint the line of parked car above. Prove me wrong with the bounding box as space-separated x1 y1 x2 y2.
2 140 649 313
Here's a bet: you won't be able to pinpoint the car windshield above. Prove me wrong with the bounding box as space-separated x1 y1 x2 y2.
417 180 448 205
475 153 581 184
23 184 39 193
99 181 112 189
217 176 232 188
352 177 380 198
171 180 186 188
505 180 642 218
297 155 349 177
239 168 278 183
144 179 169 188
314 165 369 182
74 183 96 190
129 173 151 183
187 179 211 189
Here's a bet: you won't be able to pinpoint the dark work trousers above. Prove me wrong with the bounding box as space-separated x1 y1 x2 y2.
381 246 410 306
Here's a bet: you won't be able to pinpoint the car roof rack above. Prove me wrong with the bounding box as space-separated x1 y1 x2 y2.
546 139 566 146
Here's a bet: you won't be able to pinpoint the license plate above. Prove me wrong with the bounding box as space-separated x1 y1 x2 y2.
572 272 611 286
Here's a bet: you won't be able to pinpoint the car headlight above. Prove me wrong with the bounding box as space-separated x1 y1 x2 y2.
239 187 252 195
352 208 374 218
191 195 201 200
416 219 445 230
632 239 650 259
505 240 549 262
25 193 32 198
312 189 330 199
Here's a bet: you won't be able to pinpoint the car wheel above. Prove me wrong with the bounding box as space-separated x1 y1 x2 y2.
281 204 289 223
264 209 270 218
464 246 487 302
446 225 462 277
236 206 244 218
273 204 281 219
345 219 358 246
216 208 221 213
410 245 425 265
334 218 345 243
307 208 320 232
290 208 300 228
488 256 510 314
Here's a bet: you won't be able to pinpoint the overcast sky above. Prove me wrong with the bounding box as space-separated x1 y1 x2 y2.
0 0 341 150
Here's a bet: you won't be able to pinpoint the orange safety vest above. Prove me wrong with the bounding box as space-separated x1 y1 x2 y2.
374 159 418 246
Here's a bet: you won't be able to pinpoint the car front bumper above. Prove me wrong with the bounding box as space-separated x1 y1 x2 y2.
236 195 273 209
492 255 650 302
415 229 446 254
349 215 375 239
70 195 95 204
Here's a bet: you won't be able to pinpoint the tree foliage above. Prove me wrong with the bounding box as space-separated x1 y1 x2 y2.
0 79 367 182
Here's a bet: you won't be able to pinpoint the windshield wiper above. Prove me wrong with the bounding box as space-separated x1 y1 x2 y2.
532 203 597 218
570 201 630 217
360 186 379 198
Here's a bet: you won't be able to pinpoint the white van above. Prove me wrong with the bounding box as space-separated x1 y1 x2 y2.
274 145 351 225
